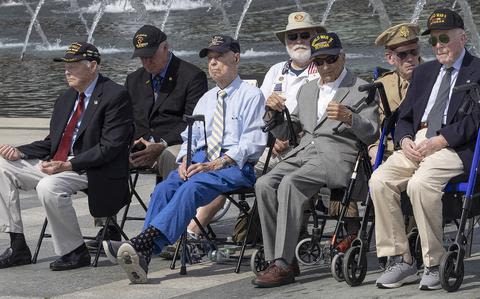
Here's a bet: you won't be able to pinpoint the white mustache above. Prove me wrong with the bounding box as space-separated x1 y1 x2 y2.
293 45 309 51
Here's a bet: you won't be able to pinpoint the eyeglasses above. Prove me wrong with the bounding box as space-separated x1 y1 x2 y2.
429 33 450 46
313 55 339 66
287 32 311 41
394 48 419 60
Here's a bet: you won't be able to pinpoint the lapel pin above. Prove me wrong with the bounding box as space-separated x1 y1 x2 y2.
169 77 173 81
467 80 471 83
146 80 150 84
94 100 98 105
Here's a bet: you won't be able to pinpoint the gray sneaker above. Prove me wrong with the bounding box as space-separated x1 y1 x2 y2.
376 256 419 289
102 240 128 265
117 243 149 284
419 266 441 290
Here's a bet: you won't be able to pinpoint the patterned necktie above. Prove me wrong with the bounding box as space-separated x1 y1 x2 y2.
152 74 162 99
426 67 454 138
53 93 86 161
207 90 227 161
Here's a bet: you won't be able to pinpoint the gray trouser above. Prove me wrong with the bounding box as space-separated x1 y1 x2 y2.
0 157 88 255
255 145 328 263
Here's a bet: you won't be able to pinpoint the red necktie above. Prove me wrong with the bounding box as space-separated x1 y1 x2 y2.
53 93 86 162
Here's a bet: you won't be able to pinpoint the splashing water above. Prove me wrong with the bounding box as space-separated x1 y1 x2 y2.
161 0 175 31
69 0 90 34
20 0 48 60
87 0 108 44
457 0 480 55
410 0 426 24
234 0 253 39
210 0 231 29
131 0 148 22
294 0 302 10
452 0 457 9
368 0 391 30
321 0 336 26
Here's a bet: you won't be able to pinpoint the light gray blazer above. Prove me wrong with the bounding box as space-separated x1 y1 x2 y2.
272 69 379 188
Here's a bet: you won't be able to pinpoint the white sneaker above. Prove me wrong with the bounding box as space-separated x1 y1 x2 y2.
376 256 419 289
419 266 441 290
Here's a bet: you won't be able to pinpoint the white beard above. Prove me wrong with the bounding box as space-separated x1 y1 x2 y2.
286 45 311 65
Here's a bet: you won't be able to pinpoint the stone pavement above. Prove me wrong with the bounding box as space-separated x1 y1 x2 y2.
0 118 479 299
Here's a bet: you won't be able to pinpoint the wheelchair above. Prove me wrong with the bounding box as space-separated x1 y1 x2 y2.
341 82 480 292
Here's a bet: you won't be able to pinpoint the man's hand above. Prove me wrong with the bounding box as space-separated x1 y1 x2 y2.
40 160 72 175
401 138 423 162
0 145 22 161
368 145 378 165
272 139 290 157
416 135 448 158
326 101 352 126
129 137 166 168
178 157 188 181
265 92 286 112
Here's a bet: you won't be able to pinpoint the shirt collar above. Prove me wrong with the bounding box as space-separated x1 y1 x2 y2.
152 51 173 79
83 74 99 99
444 48 465 72
216 75 242 97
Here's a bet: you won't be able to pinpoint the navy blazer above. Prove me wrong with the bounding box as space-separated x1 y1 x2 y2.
18 75 134 217
125 54 208 145
395 50 480 174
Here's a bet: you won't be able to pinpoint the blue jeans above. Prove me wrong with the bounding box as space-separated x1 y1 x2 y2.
143 150 255 253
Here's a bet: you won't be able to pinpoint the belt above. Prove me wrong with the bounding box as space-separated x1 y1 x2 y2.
419 122 428 130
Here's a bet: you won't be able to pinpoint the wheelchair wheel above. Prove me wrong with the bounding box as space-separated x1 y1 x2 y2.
343 245 367 286
439 251 464 292
250 247 269 275
407 230 423 268
330 252 345 282
295 238 321 266
210 200 232 223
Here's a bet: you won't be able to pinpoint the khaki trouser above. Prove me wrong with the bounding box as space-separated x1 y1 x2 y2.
369 128 463 267
0 158 88 255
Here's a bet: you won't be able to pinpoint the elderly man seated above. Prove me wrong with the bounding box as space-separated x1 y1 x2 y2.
252 32 379 288
103 35 267 284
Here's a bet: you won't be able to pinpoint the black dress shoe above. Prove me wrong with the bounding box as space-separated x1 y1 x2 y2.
86 225 122 251
0 246 32 269
50 244 91 271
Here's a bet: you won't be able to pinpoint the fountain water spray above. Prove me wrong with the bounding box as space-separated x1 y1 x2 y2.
131 0 148 22
234 0 253 39
368 0 391 30
321 0 336 26
410 0 426 24
87 0 108 44
160 0 175 31
69 0 90 34
456 0 480 55
210 0 231 29
452 0 458 9
293 0 302 10
20 0 48 60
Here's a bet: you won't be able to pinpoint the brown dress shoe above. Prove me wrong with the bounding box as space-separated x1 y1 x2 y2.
252 264 295 288
289 258 300 277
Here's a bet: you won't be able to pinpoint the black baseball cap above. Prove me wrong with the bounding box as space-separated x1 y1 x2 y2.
199 35 240 58
132 25 167 58
310 32 342 57
421 8 464 35
53 42 101 64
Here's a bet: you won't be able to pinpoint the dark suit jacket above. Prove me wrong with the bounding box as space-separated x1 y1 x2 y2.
125 53 208 145
395 50 480 174
18 74 134 217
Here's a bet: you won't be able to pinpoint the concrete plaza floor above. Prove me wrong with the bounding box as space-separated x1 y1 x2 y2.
0 118 479 299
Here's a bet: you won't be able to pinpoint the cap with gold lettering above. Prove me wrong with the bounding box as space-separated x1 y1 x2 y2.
375 23 420 49
53 42 101 64
421 8 464 35
132 25 167 58
199 35 240 58
310 32 342 58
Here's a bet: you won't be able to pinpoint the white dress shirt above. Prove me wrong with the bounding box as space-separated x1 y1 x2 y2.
316 67 348 123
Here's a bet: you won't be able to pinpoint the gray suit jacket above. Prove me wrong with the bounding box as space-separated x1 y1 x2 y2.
272 69 379 188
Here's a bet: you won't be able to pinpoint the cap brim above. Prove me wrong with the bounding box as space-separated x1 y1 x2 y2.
311 48 341 57
131 46 158 58
199 46 230 58
52 57 83 63
275 25 327 44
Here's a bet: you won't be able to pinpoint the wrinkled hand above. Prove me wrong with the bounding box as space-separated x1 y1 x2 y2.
0 144 22 161
368 145 378 165
401 138 423 162
178 158 188 181
272 139 290 157
185 160 223 178
416 135 448 158
129 138 166 168
40 160 72 175
326 101 352 125
266 92 286 112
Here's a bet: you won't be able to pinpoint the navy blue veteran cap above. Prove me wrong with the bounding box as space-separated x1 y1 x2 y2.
310 32 342 57
53 42 101 64
132 25 167 58
422 8 464 35
199 35 240 58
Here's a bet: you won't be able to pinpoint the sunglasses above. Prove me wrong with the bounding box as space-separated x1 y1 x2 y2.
287 32 311 41
429 33 450 46
313 55 339 66
394 48 419 60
